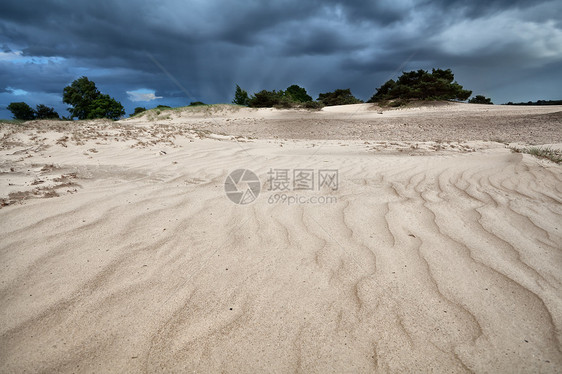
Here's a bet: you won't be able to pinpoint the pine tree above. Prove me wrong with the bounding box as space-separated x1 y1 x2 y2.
232 85 250 106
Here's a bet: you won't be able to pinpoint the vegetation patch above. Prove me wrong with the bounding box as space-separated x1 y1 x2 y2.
317 89 363 106
468 95 493 104
63 77 125 120
0 119 26 125
510 146 562 164
369 68 471 103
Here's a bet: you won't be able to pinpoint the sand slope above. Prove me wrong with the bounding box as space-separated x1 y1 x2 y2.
1 105 561 373
124 102 562 144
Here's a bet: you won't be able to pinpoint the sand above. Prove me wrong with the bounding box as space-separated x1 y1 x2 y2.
1 103 561 372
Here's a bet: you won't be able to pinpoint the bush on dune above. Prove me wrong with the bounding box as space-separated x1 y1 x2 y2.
273 99 295 109
301 101 324 109
130 107 147 117
468 95 493 104
368 68 472 103
243 84 322 109
285 85 312 103
248 90 289 108
317 89 363 106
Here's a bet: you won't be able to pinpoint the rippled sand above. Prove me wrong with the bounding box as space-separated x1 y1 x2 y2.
1 104 561 372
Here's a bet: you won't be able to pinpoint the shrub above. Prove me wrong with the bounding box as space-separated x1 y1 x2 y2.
156 105 171 109
273 100 295 109
468 95 493 104
131 107 147 117
248 90 288 107
369 68 472 102
189 101 206 106
285 85 312 102
232 85 250 106
247 86 321 109
63 77 125 120
35 104 60 119
389 99 408 107
7 102 35 120
301 101 324 110
317 89 363 106
510 146 562 164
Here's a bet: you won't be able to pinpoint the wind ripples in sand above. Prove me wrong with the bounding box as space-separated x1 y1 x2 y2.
0 139 561 373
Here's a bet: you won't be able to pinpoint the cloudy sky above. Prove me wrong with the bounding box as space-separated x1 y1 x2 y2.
1 0 561 118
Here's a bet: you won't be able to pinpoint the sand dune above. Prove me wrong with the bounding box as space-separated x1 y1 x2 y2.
1 104 561 372
124 102 562 144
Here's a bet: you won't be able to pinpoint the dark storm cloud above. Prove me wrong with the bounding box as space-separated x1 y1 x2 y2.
419 0 541 17
1 0 561 117
281 26 367 57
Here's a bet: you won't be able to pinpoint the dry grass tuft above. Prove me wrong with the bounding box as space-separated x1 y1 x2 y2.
510 146 562 164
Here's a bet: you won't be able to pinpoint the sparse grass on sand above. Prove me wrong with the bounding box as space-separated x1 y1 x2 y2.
134 104 244 121
490 138 509 145
510 146 562 164
0 119 26 125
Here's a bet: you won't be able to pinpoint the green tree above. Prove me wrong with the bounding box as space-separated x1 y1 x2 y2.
35 104 59 119
131 107 146 117
7 102 35 120
62 77 100 119
285 84 312 102
87 94 126 120
63 76 125 120
468 95 493 104
232 84 250 106
369 68 472 102
317 89 363 106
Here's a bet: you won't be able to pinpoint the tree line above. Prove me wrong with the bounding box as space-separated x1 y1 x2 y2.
6 68 499 121
233 84 364 109
6 77 125 121
6 102 60 121
505 100 562 106
233 68 494 108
